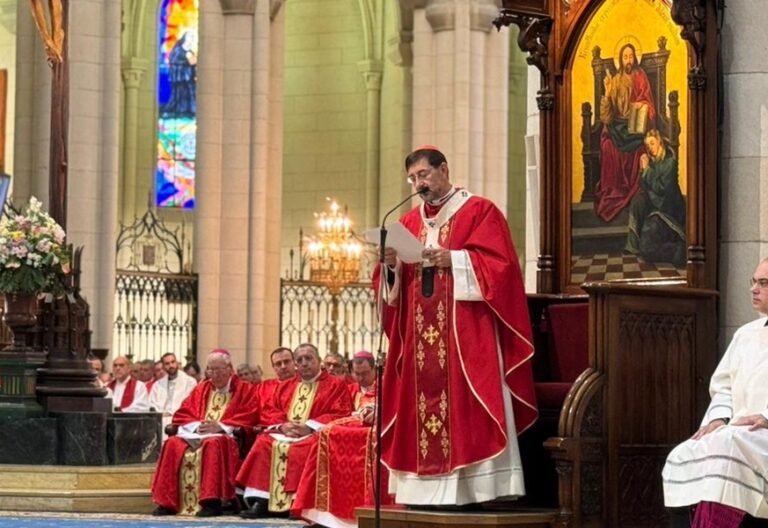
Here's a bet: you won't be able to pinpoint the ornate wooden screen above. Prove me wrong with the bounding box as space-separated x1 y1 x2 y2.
495 1 722 526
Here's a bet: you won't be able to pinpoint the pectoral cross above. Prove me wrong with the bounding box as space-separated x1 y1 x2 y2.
27 0 69 229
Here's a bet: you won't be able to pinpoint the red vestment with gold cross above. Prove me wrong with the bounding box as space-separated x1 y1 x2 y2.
150 375 260 514
373 191 537 488
235 371 353 512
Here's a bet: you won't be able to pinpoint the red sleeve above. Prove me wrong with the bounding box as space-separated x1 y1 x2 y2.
220 376 261 428
633 69 656 125
171 382 209 425
310 376 355 425
461 199 538 433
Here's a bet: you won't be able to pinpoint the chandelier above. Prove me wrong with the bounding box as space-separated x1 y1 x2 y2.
306 200 362 294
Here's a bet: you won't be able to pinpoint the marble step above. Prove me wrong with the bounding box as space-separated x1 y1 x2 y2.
0 464 154 513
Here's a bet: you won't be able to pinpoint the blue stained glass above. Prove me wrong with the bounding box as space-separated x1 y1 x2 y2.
156 0 198 209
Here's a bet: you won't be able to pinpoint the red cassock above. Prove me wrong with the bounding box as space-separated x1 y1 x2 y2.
373 192 537 479
235 371 353 512
595 66 656 222
257 377 282 404
150 375 260 514
292 383 393 528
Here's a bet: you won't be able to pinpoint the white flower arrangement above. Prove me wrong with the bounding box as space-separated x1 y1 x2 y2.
0 197 71 295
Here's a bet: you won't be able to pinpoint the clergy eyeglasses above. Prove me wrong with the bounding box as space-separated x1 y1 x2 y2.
407 168 434 185
749 278 768 289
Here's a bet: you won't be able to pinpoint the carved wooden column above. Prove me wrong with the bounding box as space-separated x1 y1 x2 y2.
671 0 718 289
494 9 554 292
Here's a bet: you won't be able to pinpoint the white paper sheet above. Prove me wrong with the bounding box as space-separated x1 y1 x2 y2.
365 223 424 263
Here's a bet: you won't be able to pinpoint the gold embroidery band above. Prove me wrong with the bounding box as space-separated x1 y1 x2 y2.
288 382 318 422
413 234 452 472
269 441 292 512
177 388 232 515
179 448 202 516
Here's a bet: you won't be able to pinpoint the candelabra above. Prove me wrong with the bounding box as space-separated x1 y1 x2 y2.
306 200 362 353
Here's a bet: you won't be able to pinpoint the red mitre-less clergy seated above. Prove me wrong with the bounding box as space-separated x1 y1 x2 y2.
374 191 537 482
292 379 393 528
151 374 260 515
236 370 353 512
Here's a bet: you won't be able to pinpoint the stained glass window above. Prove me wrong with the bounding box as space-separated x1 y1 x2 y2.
156 0 198 209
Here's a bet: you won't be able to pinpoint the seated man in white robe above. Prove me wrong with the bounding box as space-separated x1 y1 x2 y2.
663 258 768 527
149 352 199 437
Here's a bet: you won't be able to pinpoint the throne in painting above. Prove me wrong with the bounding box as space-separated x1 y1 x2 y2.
574 36 682 255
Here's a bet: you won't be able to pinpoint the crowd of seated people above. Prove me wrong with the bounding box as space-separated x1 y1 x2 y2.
145 344 382 524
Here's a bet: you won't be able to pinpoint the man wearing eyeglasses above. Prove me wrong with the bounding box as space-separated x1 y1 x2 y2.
373 146 537 508
151 348 261 517
663 259 768 526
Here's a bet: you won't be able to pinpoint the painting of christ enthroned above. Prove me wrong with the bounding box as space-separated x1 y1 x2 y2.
571 34 687 284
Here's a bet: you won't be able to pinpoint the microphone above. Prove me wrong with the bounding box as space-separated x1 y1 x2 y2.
379 187 428 265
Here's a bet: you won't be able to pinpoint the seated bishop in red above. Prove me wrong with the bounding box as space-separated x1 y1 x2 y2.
292 351 393 528
236 343 353 518
150 349 261 517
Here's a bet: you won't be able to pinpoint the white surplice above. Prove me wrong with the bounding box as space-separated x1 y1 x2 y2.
662 317 768 518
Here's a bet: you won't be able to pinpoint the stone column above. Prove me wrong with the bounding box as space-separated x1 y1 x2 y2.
719 5 768 346
358 60 383 229
195 0 283 369
409 0 509 209
120 58 148 221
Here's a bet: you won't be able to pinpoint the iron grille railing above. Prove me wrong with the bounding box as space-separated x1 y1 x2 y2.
279 278 382 358
113 209 196 363
113 270 197 363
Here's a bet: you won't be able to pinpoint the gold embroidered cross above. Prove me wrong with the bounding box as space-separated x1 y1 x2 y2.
425 414 443 435
422 325 439 346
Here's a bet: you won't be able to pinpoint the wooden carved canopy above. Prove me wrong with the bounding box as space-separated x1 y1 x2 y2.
496 0 721 293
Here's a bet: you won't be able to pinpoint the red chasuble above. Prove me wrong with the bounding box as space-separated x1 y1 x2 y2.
292 382 392 528
595 66 656 222
235 371 353 512
373 191 537 477
150 375 260 514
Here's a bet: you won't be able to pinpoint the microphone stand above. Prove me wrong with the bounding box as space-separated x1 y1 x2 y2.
374 188 425 528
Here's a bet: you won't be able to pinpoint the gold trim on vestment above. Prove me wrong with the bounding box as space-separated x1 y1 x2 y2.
269 441 292 512
288 381 318 422
177 390 232 516
267 381 319 512
413 218 452 469
179 449 202 515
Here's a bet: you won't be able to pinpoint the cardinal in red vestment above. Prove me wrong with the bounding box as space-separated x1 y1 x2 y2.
372 146 538 506
151 349 261 517
237 343 353 518
292 350 393 528
595 43 657 222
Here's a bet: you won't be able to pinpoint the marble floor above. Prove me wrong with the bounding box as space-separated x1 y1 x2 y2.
0 511 305 527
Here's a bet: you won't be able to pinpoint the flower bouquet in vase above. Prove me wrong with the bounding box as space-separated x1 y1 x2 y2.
0 197 70 350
